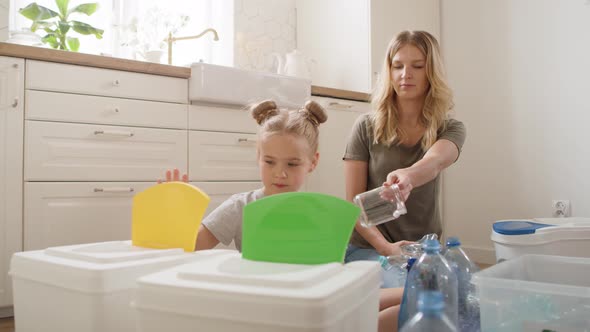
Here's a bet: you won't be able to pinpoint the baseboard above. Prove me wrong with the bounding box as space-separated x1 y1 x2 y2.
462 245 496 265
0 306 13 318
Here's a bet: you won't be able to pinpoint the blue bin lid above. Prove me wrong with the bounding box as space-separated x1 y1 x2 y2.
493 220 554 235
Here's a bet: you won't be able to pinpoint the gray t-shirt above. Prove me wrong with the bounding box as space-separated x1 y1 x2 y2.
202 188 265 251
343 113 466 247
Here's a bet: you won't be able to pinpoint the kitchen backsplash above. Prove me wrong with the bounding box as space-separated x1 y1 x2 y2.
0 0 8 42
234 0 296 73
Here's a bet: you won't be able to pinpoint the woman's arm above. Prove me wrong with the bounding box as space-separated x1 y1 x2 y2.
384 139 459 198
345 160 395 256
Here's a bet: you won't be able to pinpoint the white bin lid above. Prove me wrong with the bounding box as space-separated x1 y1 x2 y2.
492 218 590 245
10 241 196 293
135 250 381 328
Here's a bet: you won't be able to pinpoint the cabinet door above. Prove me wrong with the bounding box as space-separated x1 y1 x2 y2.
189 131 259 181
306 97 368 199
25 121 188 181
24 182 154 250
0 56 24 307
26 60 188 103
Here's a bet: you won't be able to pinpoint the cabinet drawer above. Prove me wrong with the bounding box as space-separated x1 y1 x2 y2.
191 182 261 216
26 60 188 103
26 90 188 129
25 121 188 181
24 182 154 250
188 104 258 133
189 131 259 181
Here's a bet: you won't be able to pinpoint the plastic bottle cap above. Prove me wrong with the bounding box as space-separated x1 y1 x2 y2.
393 210 401 218
421 238 441 252
445 236 461 247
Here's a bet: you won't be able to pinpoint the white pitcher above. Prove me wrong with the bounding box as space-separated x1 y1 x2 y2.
272 50 312 79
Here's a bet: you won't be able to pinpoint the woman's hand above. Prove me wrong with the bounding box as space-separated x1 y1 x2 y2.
384 168 414 201
157 168 188 183
377 240 415 257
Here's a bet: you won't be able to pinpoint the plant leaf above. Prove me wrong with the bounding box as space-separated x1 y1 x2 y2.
71 21 104 39
58 21 70 35
19 3 59 21
68 3 99 16
55 0 70 17
67 37 80 52
42 34 59 49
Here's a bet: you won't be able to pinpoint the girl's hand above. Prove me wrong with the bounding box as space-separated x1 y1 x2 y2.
384 168 414 201
157 168 188 183
378 240 415 257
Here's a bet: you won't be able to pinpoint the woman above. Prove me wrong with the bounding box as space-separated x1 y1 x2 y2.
343 31 466 289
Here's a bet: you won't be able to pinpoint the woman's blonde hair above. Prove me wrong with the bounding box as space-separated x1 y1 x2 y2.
372 30 453 150
250 100 327 155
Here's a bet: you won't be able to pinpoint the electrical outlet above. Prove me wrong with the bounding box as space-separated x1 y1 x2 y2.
552 200 571 217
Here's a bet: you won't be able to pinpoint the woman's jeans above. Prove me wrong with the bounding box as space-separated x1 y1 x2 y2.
345 244 405 288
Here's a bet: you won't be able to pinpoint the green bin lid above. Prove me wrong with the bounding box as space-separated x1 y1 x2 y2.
242 192 360 265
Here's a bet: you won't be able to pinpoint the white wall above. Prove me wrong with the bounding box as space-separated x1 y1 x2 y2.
441 0 590 264
0 0 8 41
234 0 296 72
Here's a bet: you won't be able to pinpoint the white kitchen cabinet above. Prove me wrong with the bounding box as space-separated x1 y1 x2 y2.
296 0 440 93
188 104 260 182
25 121 188 181
0 56 24 310
189 105 263 251
306 97 370 199
23 60 189 256
24 182 154 250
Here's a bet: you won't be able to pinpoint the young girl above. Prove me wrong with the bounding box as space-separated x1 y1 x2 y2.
162 99 328 251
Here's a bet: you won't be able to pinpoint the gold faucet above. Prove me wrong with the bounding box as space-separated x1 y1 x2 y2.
165 28 220 65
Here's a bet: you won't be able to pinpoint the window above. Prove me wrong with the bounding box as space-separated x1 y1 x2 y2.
10 0 233 66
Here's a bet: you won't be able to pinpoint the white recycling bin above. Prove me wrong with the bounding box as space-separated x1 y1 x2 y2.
134 250 382 332
491 217 590 262
10 241 203 332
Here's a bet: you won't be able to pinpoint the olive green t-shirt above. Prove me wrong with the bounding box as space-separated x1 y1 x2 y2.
343 113 466 247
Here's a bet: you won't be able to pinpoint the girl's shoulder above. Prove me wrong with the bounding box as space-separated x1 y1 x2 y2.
228 188 265 206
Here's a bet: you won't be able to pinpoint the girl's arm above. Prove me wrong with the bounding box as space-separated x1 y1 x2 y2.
384 139 460 198
345 160 397 256
194 224 220 250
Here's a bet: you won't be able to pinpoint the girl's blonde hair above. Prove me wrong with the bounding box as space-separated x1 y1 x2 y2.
372 30 454 150
250 100 327 155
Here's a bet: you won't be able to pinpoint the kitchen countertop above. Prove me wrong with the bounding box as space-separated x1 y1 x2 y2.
0 42 191 78
311 85 371 103
1 42 371 101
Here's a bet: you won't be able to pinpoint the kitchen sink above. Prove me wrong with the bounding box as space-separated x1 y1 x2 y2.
189 63 311 108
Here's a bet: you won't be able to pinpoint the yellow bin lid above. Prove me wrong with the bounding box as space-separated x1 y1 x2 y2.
132 182 210 252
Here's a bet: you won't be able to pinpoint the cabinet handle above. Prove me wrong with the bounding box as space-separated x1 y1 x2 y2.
94 187 135 193
328 101 353 109
12 63 19 69
114 107 120 113
237 137 257 144
94 130 134 137
12 97 19 108
113 79 120 86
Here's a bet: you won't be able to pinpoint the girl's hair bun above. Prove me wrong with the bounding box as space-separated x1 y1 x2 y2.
250 100 279 125
302 100 328 126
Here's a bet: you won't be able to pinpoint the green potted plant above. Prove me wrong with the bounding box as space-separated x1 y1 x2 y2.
19 0 104 52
